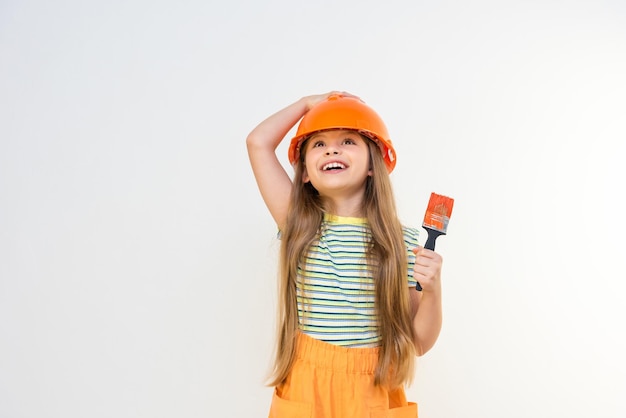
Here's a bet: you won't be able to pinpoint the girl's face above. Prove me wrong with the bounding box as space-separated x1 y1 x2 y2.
302 129 371 198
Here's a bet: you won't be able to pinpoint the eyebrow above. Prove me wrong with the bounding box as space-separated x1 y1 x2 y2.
310 131 362 140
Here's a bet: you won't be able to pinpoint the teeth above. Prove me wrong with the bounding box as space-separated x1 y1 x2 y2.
323 162 346 171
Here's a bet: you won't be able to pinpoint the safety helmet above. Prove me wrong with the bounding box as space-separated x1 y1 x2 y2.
288 94 397 173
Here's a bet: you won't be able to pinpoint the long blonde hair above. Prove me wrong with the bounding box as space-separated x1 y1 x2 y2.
268 135 416 388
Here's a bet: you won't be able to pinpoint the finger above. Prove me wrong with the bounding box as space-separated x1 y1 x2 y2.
416 249 443 264
342 91 360 99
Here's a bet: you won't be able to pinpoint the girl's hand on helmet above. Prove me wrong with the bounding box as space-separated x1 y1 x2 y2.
303 91 360 111
412 246 442 294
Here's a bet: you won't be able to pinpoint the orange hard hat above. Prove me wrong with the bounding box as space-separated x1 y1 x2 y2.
288 94 397 173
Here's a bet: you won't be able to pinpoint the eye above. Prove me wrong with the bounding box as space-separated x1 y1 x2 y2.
343 137 357 145
312 140 325 148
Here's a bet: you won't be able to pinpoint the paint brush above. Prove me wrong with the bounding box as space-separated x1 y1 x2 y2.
416 192 455 291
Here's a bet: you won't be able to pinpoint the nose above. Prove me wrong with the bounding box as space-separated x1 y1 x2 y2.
325 145 339 155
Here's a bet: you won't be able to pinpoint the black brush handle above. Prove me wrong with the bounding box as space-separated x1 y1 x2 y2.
415 227 445 291
424 227 444 251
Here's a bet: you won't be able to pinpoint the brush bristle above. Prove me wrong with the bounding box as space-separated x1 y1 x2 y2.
422 192 455 233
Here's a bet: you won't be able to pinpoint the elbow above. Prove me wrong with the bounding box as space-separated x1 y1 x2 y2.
414 344 424 357
413 328 440 357
413 339 427 357
414 340 435 357
246 132 259 151
246 132 273 156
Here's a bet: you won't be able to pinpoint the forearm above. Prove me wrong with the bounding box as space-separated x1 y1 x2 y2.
412 289 442 356
246 97 311 152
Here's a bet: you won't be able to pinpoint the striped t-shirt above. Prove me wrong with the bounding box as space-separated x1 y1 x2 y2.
296 214 419 348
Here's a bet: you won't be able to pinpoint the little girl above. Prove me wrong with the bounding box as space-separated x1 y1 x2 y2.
246 92 443 418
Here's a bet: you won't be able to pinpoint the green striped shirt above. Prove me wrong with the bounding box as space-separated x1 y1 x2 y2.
296 214 419 348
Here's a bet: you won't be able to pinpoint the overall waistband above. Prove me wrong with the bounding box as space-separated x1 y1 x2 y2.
295 332 380 375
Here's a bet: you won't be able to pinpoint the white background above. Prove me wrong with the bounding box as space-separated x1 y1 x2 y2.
1 1 625 417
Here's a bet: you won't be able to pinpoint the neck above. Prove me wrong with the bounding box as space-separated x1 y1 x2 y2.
322 194 365 218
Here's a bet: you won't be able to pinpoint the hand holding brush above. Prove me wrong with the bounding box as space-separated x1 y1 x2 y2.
415 192 454 291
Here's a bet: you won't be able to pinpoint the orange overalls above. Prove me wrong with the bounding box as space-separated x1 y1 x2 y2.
269 332 418 418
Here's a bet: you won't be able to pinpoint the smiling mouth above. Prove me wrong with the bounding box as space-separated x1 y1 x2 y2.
322 162 347 171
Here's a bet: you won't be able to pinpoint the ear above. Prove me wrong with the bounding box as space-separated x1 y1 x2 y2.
302 166 310 183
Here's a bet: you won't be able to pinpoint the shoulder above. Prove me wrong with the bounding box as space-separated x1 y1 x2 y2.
401 225 420 247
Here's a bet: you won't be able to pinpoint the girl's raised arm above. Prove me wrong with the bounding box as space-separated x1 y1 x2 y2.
246 93 341 229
